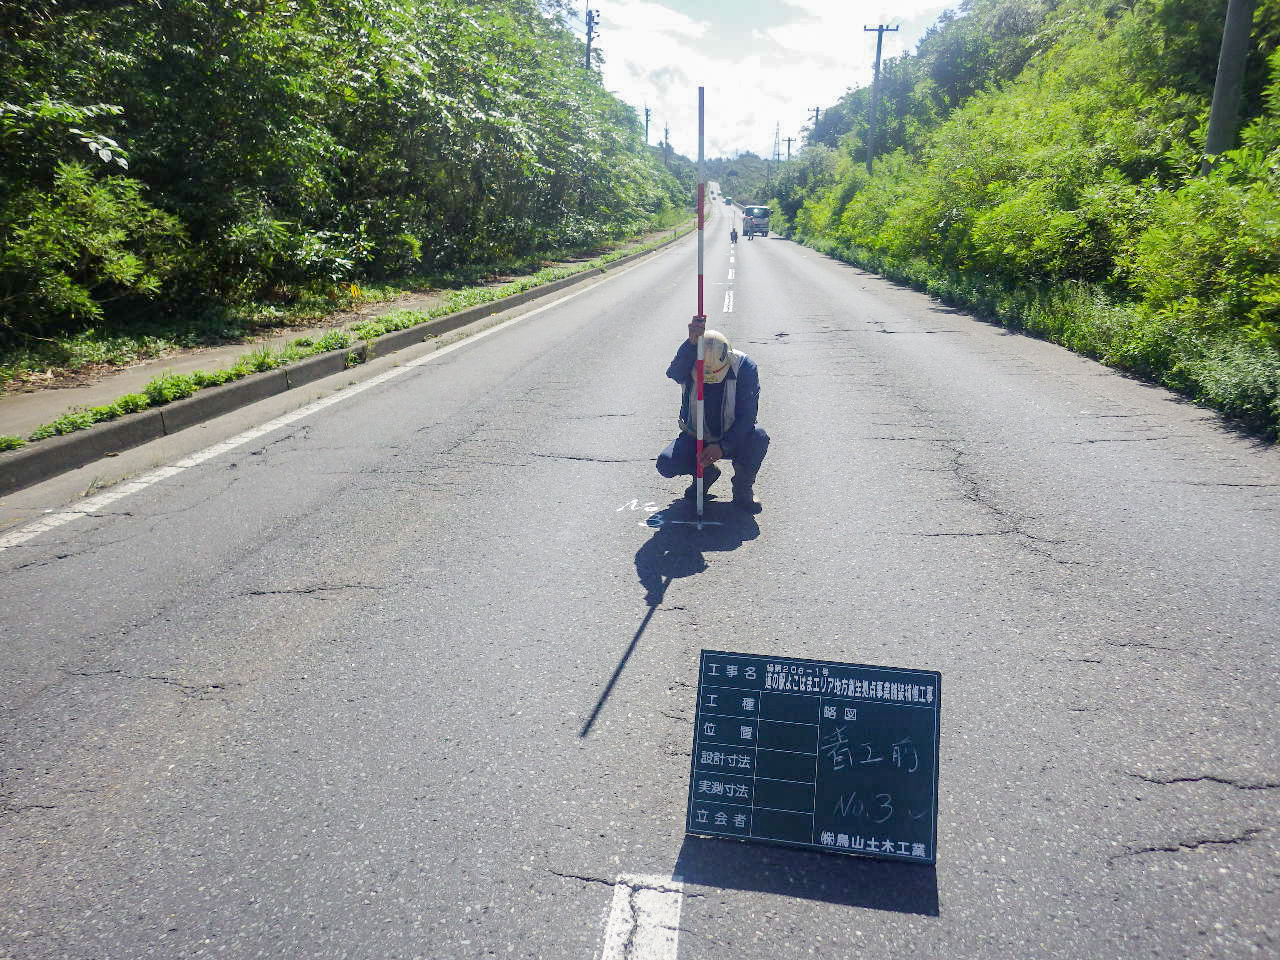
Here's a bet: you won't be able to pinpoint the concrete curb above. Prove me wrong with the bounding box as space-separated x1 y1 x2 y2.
0 230 687 497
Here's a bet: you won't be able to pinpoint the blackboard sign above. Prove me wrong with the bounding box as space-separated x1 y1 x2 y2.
685 650 941 864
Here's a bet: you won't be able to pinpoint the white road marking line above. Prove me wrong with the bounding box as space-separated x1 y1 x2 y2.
727 268 735 280
0 262 647 552
729 256 735 264
723 290 734 313
598 875 684 960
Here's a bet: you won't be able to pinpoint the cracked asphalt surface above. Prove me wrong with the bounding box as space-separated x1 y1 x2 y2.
2 201 1279 959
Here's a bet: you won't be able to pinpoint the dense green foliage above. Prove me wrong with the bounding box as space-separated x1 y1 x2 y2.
768 0 1280 434
0 0 687 346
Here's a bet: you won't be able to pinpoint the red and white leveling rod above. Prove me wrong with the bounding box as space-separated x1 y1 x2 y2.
667 87 719 531
691 86 720 530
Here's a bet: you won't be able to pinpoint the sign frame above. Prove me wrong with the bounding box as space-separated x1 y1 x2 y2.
685 649 941 865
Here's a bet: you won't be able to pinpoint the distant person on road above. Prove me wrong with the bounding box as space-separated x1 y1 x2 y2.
730 226 738 244
656 319 768 513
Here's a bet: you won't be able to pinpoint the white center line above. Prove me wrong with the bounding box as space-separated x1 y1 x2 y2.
723 290 734 313
727 268 735 280
598 875 684 960
729 256 735 264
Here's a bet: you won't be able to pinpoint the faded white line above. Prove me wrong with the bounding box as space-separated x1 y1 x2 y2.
0 260 652 551
723 290 734 313
727 268 735 280
598 875 683 960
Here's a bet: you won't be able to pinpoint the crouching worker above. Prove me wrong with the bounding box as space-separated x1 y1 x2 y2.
657 319 769 513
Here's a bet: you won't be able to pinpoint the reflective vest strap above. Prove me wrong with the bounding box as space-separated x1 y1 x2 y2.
681 352 745 442
720 353 745 439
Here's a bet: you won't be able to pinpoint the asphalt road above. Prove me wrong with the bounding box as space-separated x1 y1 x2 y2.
2 198 1278 960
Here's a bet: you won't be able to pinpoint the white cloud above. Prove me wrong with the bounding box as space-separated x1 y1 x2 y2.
592 0 956 159
768 1 938 72
600 0 708 40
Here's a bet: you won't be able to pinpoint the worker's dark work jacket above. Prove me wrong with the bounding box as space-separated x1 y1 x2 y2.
666 340 760 458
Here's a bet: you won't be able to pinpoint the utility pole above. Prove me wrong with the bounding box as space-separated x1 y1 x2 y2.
644 104 651 145
767 123 781 193
810 106 820 127
663 123 670 167
864 23 898 174
784 136 796 160
1203 0 1256 173
584 5 597 71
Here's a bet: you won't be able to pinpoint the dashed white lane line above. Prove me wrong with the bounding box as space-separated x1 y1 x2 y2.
727 268 735 280
598 875 684 960
723 290 734 313
0 264 640 552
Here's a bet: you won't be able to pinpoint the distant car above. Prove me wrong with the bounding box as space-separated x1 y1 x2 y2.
742 205 770 238
724 196 733 205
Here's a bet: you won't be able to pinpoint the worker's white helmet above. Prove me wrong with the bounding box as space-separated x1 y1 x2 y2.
701 329 733 383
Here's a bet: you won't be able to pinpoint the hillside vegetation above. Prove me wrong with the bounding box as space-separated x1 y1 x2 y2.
767 0 1280 435
0 0 689 362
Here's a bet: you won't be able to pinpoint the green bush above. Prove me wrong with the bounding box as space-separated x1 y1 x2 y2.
0 434 25 451
114 392 150 413
314 329 351 352
29 408 95 440
351 309 429 342
0 161 184 336
191 369 237 388
143 371 198 405
1128 151 1280 347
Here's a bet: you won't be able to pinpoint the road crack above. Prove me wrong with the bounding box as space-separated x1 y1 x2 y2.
243 583 383 599
1070 436 1173 444
0 800 59 817
1101 639 1178 653
1110 827 1265 862
530 453 649 464
547 868 617 887
63 668 239 698
1127 773 1280 791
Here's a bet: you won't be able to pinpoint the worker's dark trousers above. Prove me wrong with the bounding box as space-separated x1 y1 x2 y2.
656 427 769 490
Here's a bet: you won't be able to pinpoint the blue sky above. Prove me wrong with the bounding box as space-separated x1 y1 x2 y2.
570 0 959 158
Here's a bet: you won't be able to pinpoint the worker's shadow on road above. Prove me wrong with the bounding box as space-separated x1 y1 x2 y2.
675 835 940 915
634 498 760 606
577 499 759 738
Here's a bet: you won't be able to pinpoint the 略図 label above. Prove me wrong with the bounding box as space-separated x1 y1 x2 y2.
685 650 941 864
